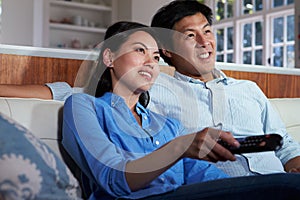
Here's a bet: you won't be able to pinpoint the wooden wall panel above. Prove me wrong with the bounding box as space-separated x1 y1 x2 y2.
0 54 83 86
223 70 300 98
1 53 300 98
267 74 300 98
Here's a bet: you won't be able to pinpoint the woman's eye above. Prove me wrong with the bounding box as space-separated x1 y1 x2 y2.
136 48 145 53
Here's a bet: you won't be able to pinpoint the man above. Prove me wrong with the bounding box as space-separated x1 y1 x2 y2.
148 0 300 176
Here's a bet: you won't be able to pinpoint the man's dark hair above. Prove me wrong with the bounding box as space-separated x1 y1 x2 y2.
151 0 213 29
151 0 213 65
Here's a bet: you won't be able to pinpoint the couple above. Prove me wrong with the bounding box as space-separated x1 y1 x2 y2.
61 1 300 200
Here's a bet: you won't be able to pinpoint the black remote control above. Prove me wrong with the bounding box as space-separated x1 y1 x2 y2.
218 134 283 154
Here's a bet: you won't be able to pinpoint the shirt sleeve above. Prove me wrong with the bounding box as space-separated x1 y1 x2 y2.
46 82 83 101
255 84 300 164
184 158 229 185
62 94 131 197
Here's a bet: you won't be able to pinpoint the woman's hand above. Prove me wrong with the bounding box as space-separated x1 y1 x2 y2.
179 127 240 162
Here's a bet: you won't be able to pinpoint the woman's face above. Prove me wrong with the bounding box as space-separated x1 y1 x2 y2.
110 31 160 95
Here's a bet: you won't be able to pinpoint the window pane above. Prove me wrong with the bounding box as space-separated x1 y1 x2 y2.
227 0 234 18
217 55 224 62
273 17 283 43
287 15 294 41
243 0 253 14
273 0 284 7
217 29 224 51
227 27 234 49
255 21 263 45
243 51 252 64
243 23 252 47
255 0 263 11
255 49 263 65
216 0 225 21
227 53 233 63
287 45 294 68
273 46 283 67
287 0 294 4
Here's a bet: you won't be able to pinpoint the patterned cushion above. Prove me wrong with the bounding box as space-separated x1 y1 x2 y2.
0 113 81 199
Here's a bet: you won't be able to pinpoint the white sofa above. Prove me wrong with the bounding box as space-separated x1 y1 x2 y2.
1 97 300 162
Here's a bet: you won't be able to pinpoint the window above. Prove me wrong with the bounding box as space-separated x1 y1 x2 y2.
205 0 295 68
240 20 263 65
215 24 234 63
270 12 295 67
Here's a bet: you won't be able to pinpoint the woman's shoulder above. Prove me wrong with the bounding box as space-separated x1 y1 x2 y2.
65 93 92 102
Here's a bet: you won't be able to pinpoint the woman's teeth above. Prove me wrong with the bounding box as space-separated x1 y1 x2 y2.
139 71 152 78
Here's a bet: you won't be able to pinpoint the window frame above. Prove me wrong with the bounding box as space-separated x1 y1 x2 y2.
206 0 295 68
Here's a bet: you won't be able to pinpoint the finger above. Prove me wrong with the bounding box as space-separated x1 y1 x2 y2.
219 131 240 147
288 168 300 173
212 142 236 161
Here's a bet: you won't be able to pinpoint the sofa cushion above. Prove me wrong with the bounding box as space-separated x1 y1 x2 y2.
0 113 81 199
270 98 300 142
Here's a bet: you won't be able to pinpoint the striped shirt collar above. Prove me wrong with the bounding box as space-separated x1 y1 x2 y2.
173 68 228 85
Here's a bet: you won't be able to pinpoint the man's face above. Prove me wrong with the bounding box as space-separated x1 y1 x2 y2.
170 13 216 81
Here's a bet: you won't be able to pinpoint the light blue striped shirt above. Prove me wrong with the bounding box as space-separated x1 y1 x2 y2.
149 69 300 175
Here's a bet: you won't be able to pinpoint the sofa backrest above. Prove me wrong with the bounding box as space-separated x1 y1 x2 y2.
1 96 300 162
0 97 64 159
270 98 300 142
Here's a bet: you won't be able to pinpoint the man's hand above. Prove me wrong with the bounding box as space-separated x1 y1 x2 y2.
285 156 300 173
180 127 240 162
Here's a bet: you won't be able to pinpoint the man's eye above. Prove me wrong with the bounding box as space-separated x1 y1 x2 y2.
154 56 160 62
185 33 195 39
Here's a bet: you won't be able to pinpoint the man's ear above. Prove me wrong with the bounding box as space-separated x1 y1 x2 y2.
103 48 113 67
162 49 172 58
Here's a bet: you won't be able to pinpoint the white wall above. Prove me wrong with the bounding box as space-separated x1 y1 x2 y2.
1 0 34 46
295 0 300 68
1 0 173 47
115 0 172 25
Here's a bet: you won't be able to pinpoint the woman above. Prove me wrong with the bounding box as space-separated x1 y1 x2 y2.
62 21 239 200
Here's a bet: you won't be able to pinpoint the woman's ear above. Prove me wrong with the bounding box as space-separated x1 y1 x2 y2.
162 49 172 58
103 48 113 67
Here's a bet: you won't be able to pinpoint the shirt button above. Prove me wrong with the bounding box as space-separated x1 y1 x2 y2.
144 116 148 120
155 140 160 145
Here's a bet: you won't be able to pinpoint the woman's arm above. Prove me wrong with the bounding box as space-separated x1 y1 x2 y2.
125 127 239 191
63 94 239 195
0 84 53 99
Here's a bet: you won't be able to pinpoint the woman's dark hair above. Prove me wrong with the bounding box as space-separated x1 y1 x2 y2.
151 0 213 66
95 21 159 107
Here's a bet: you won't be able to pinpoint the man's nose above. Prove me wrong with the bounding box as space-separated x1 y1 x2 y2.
195 34 209 47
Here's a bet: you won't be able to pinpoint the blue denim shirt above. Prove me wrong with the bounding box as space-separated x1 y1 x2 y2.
62 93 228 199
149 70 300 175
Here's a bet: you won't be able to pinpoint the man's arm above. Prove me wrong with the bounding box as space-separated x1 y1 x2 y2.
0 84 53 99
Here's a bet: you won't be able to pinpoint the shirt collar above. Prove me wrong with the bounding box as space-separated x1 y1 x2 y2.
102 92 149 116
173 68 228 85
